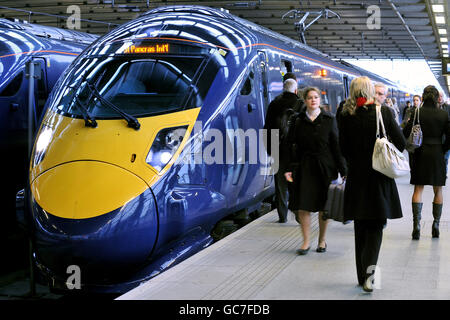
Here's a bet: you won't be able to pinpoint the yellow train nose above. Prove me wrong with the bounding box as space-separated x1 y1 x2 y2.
31 161 149 219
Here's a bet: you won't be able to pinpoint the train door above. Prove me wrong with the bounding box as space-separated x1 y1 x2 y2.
0 68 26 220
257 51 273 188
231 58 269 207
258 51 270 111
32 58 49 126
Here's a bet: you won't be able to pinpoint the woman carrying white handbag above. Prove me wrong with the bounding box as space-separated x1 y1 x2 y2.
338 76 406 293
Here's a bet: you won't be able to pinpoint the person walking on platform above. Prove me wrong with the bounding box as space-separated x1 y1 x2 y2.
438 91 450 176
403 86 450 240
338 76 406 292
403 95 422 169
284 87 347 255
264 76 302 223
374 83 388 106
391 97 401 125
402 100 412 125
402 95 421 129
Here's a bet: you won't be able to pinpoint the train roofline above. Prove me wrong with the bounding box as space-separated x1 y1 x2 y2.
139 5 406 86
141 5 327 59
0 18 99 45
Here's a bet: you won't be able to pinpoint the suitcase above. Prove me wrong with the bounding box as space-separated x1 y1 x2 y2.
323 181 350 224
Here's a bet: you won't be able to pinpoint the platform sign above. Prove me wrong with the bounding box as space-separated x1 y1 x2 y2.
443 57 450 76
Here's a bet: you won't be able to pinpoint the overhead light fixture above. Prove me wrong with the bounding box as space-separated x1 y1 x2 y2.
441 37 449 42
432 5 445 13
435 16 446 24
444 54 449 57
439 29 447 35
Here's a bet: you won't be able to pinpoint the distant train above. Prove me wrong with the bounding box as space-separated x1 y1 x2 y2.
0 19 97 227
24 5 412 294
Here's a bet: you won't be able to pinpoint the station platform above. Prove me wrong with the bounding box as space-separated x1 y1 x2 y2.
118 171 450 300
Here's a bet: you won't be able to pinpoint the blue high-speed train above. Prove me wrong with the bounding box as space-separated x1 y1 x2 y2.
25 6 412 294
0 19 97 228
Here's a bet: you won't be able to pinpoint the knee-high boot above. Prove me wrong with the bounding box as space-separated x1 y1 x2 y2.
412 202 422 240
432 203 443 238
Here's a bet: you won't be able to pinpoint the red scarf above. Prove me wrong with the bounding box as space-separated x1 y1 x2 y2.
356 97 367 107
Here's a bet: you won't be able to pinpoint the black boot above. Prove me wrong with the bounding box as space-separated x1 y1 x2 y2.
412 202 422 240
432 203 443 238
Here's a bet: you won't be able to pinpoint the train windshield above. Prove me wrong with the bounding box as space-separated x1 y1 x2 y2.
54 49 219 118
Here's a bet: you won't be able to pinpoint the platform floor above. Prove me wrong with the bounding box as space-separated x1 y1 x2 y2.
118 171 450 300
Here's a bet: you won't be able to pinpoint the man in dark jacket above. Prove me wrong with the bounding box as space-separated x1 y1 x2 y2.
264 76 302 222
336 100 346 125
402 101 411 123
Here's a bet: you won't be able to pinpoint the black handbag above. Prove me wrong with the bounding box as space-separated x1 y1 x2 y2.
406 106 423 153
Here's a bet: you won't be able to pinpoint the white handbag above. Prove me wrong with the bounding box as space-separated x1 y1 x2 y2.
372 105 410 179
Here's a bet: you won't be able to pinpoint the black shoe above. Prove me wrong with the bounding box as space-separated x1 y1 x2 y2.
296 247 310 255
363 278 373 293
412 202 422 240
432 221 440 238
432 203 442 238
278 218 287 223
316 243 327 253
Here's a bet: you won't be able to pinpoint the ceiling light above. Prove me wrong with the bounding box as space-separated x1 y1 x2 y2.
441 37 449 42
432 5 445 13
435 16 446 24
439 29 447 35
444 54 449 57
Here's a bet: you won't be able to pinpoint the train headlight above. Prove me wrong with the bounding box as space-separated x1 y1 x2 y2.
146 125 188 172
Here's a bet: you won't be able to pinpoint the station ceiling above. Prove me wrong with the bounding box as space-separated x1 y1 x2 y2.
1 0 449 95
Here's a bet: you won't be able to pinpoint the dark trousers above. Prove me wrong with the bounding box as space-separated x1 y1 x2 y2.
274 170 289 222
354 219 386 285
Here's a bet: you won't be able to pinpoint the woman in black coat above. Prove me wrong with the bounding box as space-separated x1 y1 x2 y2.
338 76 406 292
284 87 347 255
403 85 450 240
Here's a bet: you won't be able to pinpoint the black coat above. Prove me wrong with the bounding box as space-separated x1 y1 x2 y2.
339 104 406 221
286 109 347 212
264 92 302 162
403 103 450 186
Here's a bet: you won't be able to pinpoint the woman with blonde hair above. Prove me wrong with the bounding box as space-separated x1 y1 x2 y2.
284 87 347 255
338 77 406 292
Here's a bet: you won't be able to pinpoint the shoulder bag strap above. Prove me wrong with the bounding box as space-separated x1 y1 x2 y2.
417 102 422 124
376 104 387 138
376 104 380 138
411 106 417 125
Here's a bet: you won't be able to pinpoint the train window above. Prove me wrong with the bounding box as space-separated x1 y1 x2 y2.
321 91 329 105
0 71 23 97
56 55 220 118
240 71 254 96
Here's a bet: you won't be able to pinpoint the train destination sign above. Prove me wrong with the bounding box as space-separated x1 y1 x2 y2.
124 43 170 54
